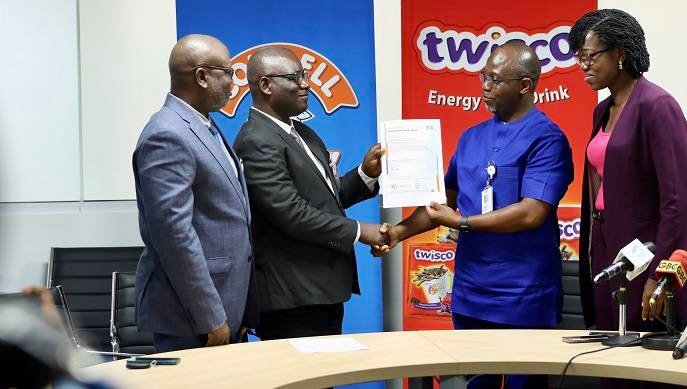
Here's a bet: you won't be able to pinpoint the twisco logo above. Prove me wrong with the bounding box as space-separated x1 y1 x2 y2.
220 43 358 118
559 218 581 241
416 24 575 74
413 248 455 262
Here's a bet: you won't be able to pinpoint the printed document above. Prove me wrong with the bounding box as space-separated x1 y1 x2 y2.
378 119 446 208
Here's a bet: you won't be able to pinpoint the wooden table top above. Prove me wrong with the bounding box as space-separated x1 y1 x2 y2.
83 330 687 388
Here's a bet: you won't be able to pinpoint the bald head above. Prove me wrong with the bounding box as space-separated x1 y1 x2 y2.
490 41 541 87
247 46 299 86
482 41 540 121
169 34 230 86
167 34 233 115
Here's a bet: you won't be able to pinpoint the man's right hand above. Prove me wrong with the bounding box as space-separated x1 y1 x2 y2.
206 322 230 347
359 223 388 247
370 223 401 257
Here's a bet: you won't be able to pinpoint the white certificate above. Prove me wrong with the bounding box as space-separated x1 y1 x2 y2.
378 119 446 208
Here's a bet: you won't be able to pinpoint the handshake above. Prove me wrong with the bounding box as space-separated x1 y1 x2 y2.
359 223 400 257
358 201 461 257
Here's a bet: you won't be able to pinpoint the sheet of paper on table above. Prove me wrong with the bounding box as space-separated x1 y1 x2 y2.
378 119 446 208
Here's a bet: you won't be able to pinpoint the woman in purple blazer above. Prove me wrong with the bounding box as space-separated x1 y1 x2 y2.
570 8 687 347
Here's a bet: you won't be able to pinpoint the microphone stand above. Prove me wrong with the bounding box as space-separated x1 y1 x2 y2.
602 275 640 346
642 277 681 350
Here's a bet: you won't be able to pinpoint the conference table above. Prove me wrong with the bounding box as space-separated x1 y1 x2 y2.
83 330 687 388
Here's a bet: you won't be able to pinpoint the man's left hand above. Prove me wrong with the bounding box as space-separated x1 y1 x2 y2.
361 143 384 178
425 202 460 227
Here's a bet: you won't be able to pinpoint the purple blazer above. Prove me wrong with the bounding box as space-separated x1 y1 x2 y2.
579 76 687 328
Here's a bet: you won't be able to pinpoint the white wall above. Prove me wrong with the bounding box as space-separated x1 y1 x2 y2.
0 0 81 202
0 0 176 293
0 202 142 292
598 0 685 105
80 0 176 200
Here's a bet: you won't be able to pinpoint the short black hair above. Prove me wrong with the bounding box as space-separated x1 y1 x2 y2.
568 9 649 78
246 46 297 86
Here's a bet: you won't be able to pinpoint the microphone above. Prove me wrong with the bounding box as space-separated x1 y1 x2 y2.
649 250 687 306
593 240 656 284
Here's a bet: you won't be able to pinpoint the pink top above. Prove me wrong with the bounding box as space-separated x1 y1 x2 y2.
586 129 611 210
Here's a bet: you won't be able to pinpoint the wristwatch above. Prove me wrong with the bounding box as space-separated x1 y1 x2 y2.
459 216 471 233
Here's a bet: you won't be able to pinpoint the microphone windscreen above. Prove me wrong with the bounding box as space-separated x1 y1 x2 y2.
655 249 687 289
645 241 657 254
669 249 687 262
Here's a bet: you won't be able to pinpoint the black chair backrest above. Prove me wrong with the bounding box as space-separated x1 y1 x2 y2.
47 247 144 352
111 271 154 355
557 259 587 329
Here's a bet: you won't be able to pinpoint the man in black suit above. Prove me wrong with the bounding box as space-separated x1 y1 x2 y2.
234 46 385 340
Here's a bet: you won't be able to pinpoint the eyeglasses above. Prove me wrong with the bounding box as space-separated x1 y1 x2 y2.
264 71 309 85
479 72 527 87
191 64 235 78
573 47 613 67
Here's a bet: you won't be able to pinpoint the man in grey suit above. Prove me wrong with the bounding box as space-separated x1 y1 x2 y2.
133 34 257 353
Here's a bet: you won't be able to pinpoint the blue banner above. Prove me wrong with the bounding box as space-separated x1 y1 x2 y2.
175 1 382 380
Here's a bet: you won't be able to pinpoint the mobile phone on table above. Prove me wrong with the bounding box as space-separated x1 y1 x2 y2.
561 334 609 343
126 359 152 369
131 357 180 365
126 356 181 369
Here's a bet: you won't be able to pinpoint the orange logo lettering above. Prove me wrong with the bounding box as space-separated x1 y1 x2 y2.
220 43 358 118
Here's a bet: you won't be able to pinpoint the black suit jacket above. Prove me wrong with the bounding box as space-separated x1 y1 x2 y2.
234 109 378 312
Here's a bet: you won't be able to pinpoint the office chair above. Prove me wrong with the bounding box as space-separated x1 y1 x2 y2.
54 285 143 359
557 259 587 329
47 246 144 352
110 271 154 355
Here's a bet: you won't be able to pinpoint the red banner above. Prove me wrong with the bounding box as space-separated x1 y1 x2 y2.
401 0 597 330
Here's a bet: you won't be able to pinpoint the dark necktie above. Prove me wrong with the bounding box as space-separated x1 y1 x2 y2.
289 126 306 150
208 123 239 179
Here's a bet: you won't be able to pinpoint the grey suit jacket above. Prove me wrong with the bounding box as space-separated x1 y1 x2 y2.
133 94 258 339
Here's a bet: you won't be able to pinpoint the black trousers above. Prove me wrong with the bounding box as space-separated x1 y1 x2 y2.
257 303 344 340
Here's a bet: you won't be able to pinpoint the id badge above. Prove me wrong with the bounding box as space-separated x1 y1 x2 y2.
481 185 494 214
